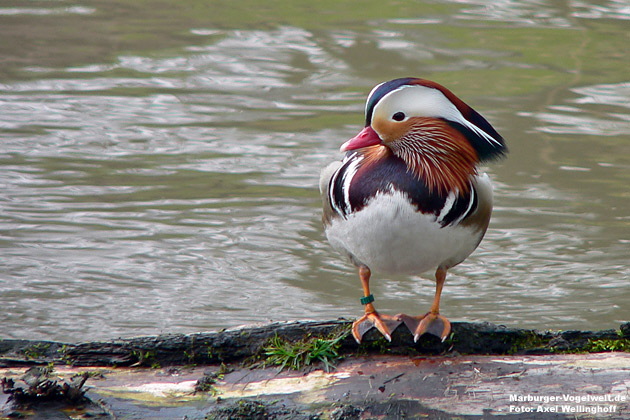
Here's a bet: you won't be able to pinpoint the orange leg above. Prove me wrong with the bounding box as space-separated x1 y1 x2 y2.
351 265 402 344
398 267 452 342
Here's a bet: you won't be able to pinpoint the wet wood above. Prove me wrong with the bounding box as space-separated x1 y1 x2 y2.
1 321 629 419
2 353 628 419
1 320 628 368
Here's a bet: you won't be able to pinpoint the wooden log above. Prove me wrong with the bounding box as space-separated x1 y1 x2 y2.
1 320 628 368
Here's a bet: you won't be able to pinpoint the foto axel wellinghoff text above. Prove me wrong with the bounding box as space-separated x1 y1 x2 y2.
508 393 627 415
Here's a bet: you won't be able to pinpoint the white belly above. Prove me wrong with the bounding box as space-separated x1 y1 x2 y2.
325 190 484 275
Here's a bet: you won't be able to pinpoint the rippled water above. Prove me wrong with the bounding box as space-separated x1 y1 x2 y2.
1 0 628 342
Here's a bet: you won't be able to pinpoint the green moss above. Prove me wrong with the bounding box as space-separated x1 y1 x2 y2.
57 344 73 365
356 335 404 356
131 350 161 368
584 338 630 353
20 343 51 360
195 374 219 395
507 332 547 355
76 370 106 379
206 399 275 420
195 363 231 395
547 329 630 354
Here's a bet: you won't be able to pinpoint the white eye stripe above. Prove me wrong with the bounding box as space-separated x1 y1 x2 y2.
371 84 501 146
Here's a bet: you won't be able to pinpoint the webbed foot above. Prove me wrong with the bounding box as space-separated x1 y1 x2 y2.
398 312 451 342
352 311 402 344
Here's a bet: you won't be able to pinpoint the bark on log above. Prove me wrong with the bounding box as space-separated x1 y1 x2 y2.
1 320 628 368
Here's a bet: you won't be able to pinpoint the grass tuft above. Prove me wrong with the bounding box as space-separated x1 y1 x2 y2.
262 328 348 372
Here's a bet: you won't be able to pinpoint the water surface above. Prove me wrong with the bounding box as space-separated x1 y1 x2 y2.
1 0 628 342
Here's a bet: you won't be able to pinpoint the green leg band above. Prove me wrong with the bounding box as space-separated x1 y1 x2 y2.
360 294 375 305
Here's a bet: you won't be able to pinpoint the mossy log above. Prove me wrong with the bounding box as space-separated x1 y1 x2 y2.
1 320 628 368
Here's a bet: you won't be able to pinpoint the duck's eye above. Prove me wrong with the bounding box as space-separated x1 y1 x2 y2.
392 112 406 122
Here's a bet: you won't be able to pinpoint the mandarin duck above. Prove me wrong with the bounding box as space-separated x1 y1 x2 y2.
320 77 506 344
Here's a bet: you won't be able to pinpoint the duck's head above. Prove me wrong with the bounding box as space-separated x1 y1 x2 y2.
341 77 507 193
341 77 506 160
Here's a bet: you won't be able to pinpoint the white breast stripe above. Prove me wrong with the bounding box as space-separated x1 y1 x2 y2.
328 160 344 216
342 155 363 213
436 191 457 224
452 184 476 226
434 182 477 227
328 153 364 217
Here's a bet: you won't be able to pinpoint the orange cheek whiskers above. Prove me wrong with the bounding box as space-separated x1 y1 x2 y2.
391 119 478 195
